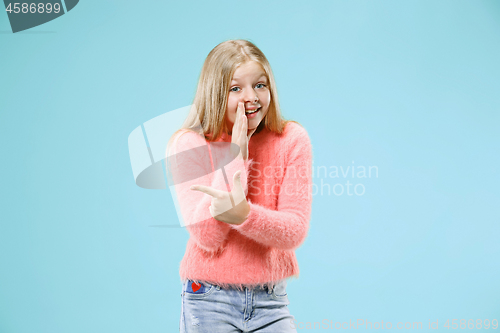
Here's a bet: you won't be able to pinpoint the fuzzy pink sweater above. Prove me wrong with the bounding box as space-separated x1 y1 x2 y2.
169 121 312 291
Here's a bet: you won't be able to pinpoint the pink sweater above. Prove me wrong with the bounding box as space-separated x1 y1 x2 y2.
169 121 313 291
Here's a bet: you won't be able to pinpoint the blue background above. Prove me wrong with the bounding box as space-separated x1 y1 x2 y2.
1 0 499 332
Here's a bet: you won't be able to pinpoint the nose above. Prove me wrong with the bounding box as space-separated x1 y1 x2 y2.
242 88 259 105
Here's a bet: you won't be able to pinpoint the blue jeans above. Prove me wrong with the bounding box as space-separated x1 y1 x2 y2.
180 279 298 332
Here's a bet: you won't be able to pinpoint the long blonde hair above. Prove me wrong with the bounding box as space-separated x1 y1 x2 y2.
175 39 295 144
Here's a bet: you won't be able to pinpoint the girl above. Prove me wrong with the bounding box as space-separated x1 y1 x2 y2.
167 39 313 333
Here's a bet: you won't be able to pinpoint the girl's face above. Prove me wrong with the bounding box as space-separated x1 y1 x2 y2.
225 61 271 134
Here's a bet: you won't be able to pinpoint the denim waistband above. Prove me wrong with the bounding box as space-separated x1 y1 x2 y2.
184 278 286 294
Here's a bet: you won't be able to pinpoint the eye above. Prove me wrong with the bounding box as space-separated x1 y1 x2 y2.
230 86 240 92
256 83 266 89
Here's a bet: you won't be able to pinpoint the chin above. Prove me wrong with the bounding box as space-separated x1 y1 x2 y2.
248 123 260 130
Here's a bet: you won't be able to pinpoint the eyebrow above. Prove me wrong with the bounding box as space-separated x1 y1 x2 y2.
231 74 267 82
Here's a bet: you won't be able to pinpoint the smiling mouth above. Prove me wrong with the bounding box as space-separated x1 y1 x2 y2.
245 107 260 114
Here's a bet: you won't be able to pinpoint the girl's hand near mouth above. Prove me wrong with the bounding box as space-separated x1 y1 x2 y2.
231 102 257 161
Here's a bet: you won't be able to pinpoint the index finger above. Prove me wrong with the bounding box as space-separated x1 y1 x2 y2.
190 184 220 197
235 102 244 131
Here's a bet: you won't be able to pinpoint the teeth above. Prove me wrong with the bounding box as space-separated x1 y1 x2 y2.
245 108 259 114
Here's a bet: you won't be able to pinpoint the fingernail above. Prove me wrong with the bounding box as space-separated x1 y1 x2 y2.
190 186 195 190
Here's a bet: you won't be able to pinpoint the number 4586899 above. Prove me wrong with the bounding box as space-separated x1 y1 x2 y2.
5 3 61 14
444 319 498 330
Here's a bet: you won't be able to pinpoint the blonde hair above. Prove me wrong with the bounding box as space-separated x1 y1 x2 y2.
175 39 296 143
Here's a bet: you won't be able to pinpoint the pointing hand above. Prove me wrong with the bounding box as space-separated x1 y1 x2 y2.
190 170 250 225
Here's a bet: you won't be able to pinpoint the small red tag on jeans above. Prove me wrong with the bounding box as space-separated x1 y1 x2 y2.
192 282 201 292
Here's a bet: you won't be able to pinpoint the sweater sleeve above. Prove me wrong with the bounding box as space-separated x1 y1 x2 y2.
168 130 253 255
229 125 313 250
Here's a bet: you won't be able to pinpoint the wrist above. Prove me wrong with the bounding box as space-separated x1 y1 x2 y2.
236 201 251 225
234 150 246 162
